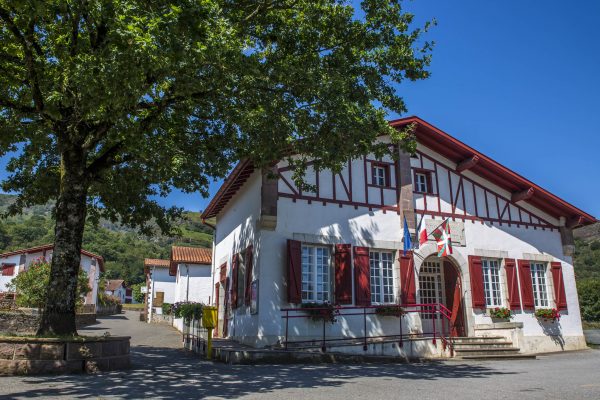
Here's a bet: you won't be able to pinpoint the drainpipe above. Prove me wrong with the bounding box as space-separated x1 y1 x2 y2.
148 266 155 323
185 264 190 302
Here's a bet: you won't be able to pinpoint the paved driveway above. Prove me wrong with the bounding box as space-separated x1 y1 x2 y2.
1 311 599 399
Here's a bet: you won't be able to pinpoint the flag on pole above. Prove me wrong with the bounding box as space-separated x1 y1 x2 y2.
417 217 428 247
403 216 412 256
432 218 453 257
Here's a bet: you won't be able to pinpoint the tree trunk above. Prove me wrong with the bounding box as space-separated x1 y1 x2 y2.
37 148 89 336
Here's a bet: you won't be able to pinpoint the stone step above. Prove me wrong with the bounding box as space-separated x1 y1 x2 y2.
454 347 521 356
458 354 537 361
451 336 506 343
452 341 514 349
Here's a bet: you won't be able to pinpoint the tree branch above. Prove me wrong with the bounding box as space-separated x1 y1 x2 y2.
86 141 127 178
0 98 37 113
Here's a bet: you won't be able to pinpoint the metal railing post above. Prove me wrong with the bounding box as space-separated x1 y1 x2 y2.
284 310 289 350
321 315 326 353
432 304 437 346
363 307 367 351
399 306 403 348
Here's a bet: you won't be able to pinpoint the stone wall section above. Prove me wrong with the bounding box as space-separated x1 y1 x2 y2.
0 311 97 335
0 336 130 375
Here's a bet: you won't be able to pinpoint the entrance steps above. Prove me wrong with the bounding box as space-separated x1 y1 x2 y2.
451 336 536 360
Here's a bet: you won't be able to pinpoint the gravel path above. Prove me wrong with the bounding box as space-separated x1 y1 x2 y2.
0 311 599 399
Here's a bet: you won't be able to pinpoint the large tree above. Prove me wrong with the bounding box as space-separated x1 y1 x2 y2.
0 0 433 335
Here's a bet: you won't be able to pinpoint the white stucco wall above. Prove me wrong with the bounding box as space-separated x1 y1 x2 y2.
173 263 213 332
1 250 100 306
147 266 176 318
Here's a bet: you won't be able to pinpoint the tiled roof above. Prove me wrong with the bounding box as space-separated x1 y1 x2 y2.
143 258 170 267
105 279 125 291
0 244 105 272
169 246 212 275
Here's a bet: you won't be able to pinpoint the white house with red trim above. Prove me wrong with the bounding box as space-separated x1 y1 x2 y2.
0 244 104 307
201 116 596 358
144 258 176 322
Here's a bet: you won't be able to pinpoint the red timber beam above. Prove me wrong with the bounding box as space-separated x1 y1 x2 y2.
512 187 534 203
456 155 480 173
566 215 585 229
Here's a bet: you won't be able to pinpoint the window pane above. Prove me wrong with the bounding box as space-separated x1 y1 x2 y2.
482 259 502 307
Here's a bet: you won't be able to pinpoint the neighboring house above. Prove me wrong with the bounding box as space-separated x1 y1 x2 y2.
0 244 104 306
170 246 213 332
143 258 175 322
201 116 597 357
105 279 127 304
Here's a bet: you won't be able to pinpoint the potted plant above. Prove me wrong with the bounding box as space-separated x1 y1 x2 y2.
374 305 405 317
488 307 512 321
535 308 560 323
300 302 337 324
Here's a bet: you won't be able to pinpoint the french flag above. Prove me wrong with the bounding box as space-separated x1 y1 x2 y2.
417 217 428 247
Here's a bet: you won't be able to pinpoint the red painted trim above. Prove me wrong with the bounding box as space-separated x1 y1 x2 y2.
278 192 399 213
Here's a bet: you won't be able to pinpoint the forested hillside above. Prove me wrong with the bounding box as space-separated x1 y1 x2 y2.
574 223 600 322
0 194 213 285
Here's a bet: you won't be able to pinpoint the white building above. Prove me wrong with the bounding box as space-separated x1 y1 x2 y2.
170 246 213 332
144 258 175 322
104 279 127 304
0 244 103 307
201 116 597 358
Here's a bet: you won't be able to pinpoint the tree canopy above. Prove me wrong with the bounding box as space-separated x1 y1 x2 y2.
0 0 433 334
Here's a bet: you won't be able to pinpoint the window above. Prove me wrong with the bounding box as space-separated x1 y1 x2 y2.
482 259 503 307
418 260 445 319
414 172 429 193
530 262 549 307
371 164 389 187
301 245 331 302
370 251 395 304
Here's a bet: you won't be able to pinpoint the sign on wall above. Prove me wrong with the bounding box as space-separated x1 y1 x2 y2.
424 219 466 246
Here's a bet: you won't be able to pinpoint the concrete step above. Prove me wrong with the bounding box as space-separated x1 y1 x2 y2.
452 341 514 349
454 347 521 356
451 336 505 344
458 353 537 361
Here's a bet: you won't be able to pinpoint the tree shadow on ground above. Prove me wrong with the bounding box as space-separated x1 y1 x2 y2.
6 344 516 399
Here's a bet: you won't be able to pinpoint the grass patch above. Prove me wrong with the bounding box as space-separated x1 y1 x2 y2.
582 321 600 330
122 303 144 311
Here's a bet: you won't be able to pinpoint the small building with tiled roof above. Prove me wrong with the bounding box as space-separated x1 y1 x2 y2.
143 258 176 323
104 279 128 304
169 246 213 332
0 244 104 307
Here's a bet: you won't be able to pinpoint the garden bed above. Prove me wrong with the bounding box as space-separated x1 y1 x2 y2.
0 335 130 375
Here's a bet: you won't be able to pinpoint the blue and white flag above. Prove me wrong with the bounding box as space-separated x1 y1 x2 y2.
403 216 412 256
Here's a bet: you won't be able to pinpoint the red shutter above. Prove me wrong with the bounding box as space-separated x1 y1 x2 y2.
551 261 568 311
517 260 535 310
468 255 485 309
231 253 239 308
334 244 352 304
504 258 521 310
287 239 302 304
399 252 416 304
354 246 371 306
1 264 15 276
244 246 254 306
426 172 433 194
384 166 391 188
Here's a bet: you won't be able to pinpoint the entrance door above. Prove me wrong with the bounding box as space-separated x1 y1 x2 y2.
418 259 446 335
443 261 465 337
217 281 226 337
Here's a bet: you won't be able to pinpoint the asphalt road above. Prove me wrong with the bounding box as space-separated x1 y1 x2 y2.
0 311 599 399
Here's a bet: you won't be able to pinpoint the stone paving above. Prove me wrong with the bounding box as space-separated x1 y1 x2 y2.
0 311 599 399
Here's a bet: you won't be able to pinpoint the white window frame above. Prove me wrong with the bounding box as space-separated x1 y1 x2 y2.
530 262 549 308
301 245 331 303
415 172 428 193
369 250 395 304
482 258 503 307
372 165 387 187
418 260 445 320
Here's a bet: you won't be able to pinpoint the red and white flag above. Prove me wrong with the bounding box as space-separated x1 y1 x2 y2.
432 219 453 257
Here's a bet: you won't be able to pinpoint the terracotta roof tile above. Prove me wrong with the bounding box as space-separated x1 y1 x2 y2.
169 246 212 275
105 279 125 291
143 258 170 267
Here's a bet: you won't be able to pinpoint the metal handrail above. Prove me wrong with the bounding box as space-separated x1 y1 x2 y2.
281 303 454 355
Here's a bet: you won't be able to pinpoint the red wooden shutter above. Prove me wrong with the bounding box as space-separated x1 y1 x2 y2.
334 244 352 304
287 239 302 304
384 166 391 188
551 261 568 311
231 253 239 308
399 252 416 304
1 264 15 276
354 246 371 306
244 246 254 306
468 255 485 309
426 172 433 194
517 260 535 310
504 258 521 310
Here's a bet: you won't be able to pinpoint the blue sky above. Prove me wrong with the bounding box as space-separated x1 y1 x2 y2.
1 1 599 217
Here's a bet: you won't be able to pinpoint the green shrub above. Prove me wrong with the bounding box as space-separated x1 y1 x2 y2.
7 258 90 309
161 303 172 315
578 279 600 322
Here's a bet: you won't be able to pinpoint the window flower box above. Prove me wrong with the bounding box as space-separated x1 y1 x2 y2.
488 307 512 321
300 302 337 324
534 308 560 323
374 305 405 318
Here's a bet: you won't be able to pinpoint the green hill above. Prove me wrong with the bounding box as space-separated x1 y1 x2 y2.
0 194 213 285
